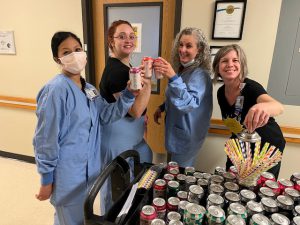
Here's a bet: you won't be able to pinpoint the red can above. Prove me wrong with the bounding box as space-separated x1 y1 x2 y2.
140 205 157 225
278 178 294 194
143 56 154 79
153 179 167 199
169 168 179 178
167 161 179 173
152 197 166 220
257 172 276 187
263 180 281 196
229 165 238 176
295 180 300 192
291 172 300 184
167 197 180 212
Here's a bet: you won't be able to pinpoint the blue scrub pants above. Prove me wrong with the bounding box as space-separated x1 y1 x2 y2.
54 203 84 225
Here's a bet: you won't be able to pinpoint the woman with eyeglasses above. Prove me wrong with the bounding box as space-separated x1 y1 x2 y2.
99 20 153 214
33 31 136 225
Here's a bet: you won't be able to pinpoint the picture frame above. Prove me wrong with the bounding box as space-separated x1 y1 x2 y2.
212 0 247 40
103 3 163 94
210 46 223 82
0 31 16 55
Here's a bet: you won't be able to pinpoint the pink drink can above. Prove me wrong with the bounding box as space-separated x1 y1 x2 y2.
129 67 142 90
154 58 163 79
143 56 154 78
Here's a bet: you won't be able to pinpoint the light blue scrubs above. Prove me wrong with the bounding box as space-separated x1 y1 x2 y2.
33 74 134 225
164 67 213 167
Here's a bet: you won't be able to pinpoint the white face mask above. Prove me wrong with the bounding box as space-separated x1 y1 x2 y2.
181 59 195 68
59 51 87 74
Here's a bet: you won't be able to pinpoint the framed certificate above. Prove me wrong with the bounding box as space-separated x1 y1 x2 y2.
212 0 247 40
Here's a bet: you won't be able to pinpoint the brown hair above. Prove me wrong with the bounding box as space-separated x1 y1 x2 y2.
107 20 133 51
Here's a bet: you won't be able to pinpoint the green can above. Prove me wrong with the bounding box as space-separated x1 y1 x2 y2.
206 205 226 224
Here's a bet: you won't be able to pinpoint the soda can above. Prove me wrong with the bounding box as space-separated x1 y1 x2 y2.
264 180 281 196
178 200 189 217
143 56 154 79
295 181 300 192
292 216 300 225
278 179 295 194
153 58 164 79
291 172 300 184
206 205 226 224
153 179 167 199
151 218 165 225
177 191 188 201
167 180 180 198
203 172 212 181
215 166 226 176
176 174 186 191
140 205 157 225
225 191 241 207
222 172 237 183
184 167 195 176
167 211 181 223
185 176 197 192
276 195 294 219
193 171 203 180
168 161 179 173
226 214 246 225
283 188 300 204
168 220 183 225
169 168 179 178
260 197 278 215
188 185 204 204
240 189 256 204
249 214 270 225
206 193 225 209
209 183 224 196
293 205 300 217
129 67 142 90
257 172 276 187
270 213 290 225
258 187 276 200
167 197 180 212
229 166 238 176
164 174 175 183
228 202 248 221
246 200 264 217
224 182 240 193
210 174 225 185
152 197 166 220
184 203 206 224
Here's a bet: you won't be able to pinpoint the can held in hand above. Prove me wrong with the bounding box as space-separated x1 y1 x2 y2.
143 56 154 78
154 58 164 79
129 67 142 90
140 205 157 225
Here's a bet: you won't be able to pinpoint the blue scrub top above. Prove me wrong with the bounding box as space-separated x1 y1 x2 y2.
164 67 213 155
33 74 134 206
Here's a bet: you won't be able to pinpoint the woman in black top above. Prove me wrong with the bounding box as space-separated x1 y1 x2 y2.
212 44 285 179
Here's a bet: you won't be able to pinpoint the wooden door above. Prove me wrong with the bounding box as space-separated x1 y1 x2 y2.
91 0 180 153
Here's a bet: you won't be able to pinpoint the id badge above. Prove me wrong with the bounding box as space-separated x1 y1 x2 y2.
85 87 99 101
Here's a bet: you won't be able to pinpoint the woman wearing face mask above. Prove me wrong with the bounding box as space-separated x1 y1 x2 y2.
153 27 213 167
33 31 136 225
99 20 153 214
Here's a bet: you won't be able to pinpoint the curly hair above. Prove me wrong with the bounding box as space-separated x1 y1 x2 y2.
212 44 248 84
171 27 211 73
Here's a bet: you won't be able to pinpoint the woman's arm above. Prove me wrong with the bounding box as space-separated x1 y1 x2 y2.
244 94 284 132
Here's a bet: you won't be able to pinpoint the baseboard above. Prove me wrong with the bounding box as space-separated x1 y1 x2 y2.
0 150 35 164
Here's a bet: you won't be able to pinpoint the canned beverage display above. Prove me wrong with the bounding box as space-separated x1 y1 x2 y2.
246 200 264 217
193 172 204 180
177 191 188 201
154 179 167 199
293 205 300 217
184 203 206 224
178 200 189 216
209 183 224 196
261 197 278 215
210 175 225 185
226 214 246 225
292 216 300 225
151 218 166 225
153 58 164 79
278 179 294 194
258 187 276 200
257 172 276 187
164 174 175 182
270 213 290 225
240 189 257 204
215 166 226 176
222 172 236 183
224 182 240 193
207 193 225 209
249 213 270 225
284 188 300 204
140 205 157 225
167 211 181 223
129 67 142 90
152 197 166 220
168 180 180 198
291 172 300 184
167 197 180 212
187 185 204 204
143 56 154 78
207 205 226 224
168 220 183 225
228 202 248 221
263 180 281 196
184 167 195 176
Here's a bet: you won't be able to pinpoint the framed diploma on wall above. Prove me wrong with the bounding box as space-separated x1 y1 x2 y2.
212 0 247 40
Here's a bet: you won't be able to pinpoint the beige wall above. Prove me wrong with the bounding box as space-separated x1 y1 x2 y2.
0 0 299 178
181 0 300 178
0 0 83 156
